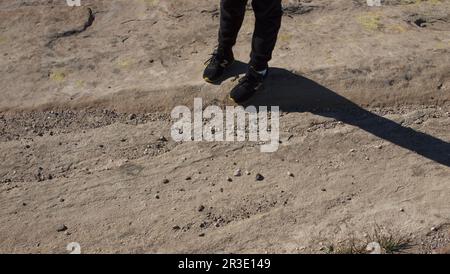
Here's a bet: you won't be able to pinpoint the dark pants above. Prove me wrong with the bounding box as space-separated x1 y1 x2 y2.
218 0 282 71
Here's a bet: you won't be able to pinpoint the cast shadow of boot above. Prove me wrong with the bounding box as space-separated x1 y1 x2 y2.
243 67 450 167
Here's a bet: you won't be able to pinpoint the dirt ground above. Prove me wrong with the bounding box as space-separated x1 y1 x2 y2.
0 0 449 253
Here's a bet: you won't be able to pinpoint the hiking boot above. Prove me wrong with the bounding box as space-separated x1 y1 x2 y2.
229 67 267 103
203 47 234 83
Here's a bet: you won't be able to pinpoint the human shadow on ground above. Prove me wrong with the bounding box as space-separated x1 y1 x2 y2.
222 64 449 167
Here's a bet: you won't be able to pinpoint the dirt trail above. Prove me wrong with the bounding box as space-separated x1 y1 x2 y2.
0 0 449 253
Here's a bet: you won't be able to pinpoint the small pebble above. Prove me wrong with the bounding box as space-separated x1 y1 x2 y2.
234 169 242 177
287 171 294 177
198 205 205 212
227 176 233 182
56 224 68 232
255 173 264 181
162 179 170 184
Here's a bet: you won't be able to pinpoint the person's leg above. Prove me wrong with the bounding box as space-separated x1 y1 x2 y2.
229 0 282 103
218 0 248 51
250 0 282 71
203 0 248 83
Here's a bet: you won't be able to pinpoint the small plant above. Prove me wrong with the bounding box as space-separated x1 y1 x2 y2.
357 13 384 31
369 225 411 254
332 237 368 254
327 225 412 254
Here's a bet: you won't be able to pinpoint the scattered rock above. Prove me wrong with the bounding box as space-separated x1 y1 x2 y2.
155 195 160 199
404 73 413 81
366 242 382 254
159 136 168 142
321 188 327 192
198 233 205 237
227 176 233 182
245 170 251 175
56 224 68 232
234 169 242 177
198 205 205 212
128 113 136 120
162 179 170 184
172 225 181 230
185 176 192 181
36 171 45 182
287 171 294 177
255 173 264 181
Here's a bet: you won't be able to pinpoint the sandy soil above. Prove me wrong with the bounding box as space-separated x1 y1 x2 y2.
0 0 449 253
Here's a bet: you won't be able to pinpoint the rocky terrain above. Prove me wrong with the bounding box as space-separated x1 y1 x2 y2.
0 0 449 253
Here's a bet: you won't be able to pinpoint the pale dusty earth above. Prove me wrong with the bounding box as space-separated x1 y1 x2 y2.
0 0 449 254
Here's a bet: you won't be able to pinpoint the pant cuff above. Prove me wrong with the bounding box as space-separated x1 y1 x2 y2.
249 61 268 72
